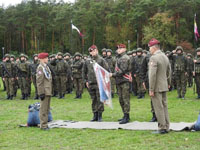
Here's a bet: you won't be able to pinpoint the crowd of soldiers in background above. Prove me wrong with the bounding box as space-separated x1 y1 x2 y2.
1 45 200 101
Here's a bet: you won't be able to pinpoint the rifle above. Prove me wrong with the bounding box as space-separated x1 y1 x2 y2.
1 63 12 78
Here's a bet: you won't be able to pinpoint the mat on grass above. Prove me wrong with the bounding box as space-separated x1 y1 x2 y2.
47 120 195 131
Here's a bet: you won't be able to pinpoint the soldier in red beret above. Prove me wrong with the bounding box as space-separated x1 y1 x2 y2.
36 52 52 130
148 38 171 134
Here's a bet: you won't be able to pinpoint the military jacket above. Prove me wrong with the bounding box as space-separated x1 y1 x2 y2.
72 59 84 78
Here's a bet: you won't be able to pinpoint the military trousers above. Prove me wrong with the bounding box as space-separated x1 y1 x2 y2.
32 75 38 95
188 72 193 87
151 92 170 130
19 77 28 95
132 76 137 95
175 72 187 97
195 73 200 95
4 78 14 96
73 78 83 95
88 84 104 113
40 95 51 129
136 75 145 94
57 75 67 95
111 77 116 94
117 82 130 114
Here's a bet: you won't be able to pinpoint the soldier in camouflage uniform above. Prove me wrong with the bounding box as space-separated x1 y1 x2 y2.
193 48 200 99
56 52 71 99
111 44 131 124
173 46 188 99
24 55 32 97
187 53 194 87
134 48 146 99
72 52 84 99
105 49 116 98
1 54 16 100
83 45 109 122
64 53 73 94
48 54 58 97
131 50 138 96
17 54 30 100
30 54 39 99
10 55 18 97
101 48 107 59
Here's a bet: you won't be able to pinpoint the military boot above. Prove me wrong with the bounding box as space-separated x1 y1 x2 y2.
90 112 98 122
34 94 39 100
118 114 125 121
58 94 62 99
6 94 10 100
119 113 130 124
74 92 79 99
53 91 57 97
150 112 157 122
98 112 103 122
24 94 28 100
111 93 114 98
21 94 25 100
79 93 82 99
10 95 13 100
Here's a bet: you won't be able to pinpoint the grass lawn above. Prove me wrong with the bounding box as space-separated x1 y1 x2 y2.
0 84 200 150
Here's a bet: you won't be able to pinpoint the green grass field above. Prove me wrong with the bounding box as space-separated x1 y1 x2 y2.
0 84 200 150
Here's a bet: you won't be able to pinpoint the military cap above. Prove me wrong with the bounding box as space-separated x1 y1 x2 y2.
106 49 113 53
49 54 56 58
19 53 26 58
10 54 15 58
63 52 71 57
33 54 38 58
176 46 183 52
117 44 126 49
74 52 82 57
127 51 133 55
196 47 200 52
102 48 107 52
83 54 88 57
136 48 143 53
132 50 137 53
4 54 10 58
143 50 148 54
148 38 160 47
38 53 49 59
57 52 63 56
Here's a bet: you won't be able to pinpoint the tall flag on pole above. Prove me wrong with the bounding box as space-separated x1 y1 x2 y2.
194 13 200 41
72 23 84 37
93 63 113 109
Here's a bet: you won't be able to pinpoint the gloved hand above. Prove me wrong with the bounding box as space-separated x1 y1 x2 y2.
39 94 45 101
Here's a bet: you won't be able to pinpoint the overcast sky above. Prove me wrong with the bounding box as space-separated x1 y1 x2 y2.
0 0 75 7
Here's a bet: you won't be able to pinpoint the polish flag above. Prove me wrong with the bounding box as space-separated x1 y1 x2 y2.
72 24 84 37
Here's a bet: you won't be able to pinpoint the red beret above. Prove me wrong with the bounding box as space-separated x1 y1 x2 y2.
90 45 97 50
117 44 126 49
148 38 160 47
38 53 49 59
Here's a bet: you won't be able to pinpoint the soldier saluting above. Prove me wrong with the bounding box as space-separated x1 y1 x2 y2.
36 52 52 130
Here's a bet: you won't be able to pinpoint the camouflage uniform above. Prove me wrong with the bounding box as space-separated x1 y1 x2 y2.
17 54 31 100
82 46 109 122
10 55 18 97
25 55 32 97
30 54 39 99
56 52 71 98
112 44 131 124
131 50 138 96
64 53 73 94
72 52 84 99
173 46 188 99
1 54 16 100
101 48 107 59
194 48 200 99
134 48 146 99
105 49 116 97
187 53 194 87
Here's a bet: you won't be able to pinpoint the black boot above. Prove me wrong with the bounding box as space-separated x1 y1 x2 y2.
21 94 25 100
150 113 157 122
62 94 65 98
53 91 57 97
34 94 39 100
10 95 13 100
24 94 28 100
6 94 10 100
90 112 98 122
14 92 17 97
58 94 62 99
98 112 103 122
112 93 114 98
79 93 82 99
74 92 79 99
118 114 125 121
119 113 129 124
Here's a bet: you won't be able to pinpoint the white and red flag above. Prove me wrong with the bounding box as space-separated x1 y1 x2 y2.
72 24 84 37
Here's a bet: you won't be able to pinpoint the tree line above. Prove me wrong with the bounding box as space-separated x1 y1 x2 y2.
0 0 200 57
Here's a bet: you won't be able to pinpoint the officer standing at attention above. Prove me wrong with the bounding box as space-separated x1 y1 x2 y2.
82 45 109 122
36 53 52 130
110 44 131 124
148 38 171 134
